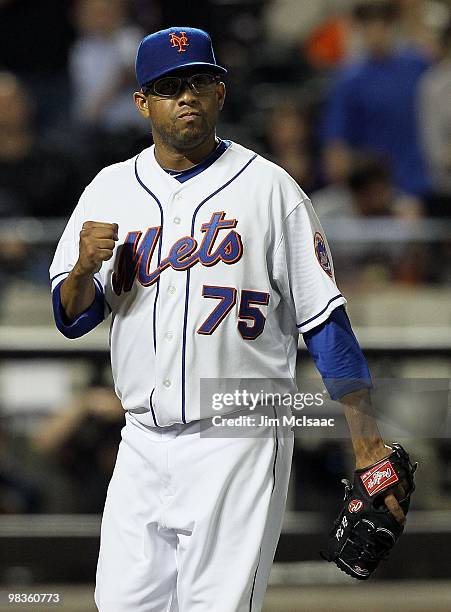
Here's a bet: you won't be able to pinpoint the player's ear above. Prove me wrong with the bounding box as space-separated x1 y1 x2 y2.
217 82 226 111
134 91 151 118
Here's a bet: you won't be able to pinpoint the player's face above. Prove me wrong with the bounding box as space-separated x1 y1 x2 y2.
134 68 226 152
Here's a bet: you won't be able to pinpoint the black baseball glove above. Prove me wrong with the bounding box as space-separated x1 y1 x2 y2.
321 442 418 579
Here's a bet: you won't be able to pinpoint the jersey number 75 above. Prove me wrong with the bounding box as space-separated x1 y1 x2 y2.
197 285 270 340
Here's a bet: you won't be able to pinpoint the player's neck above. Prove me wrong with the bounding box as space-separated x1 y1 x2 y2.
153 133 218 171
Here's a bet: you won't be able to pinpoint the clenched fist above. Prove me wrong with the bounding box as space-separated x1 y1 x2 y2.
77 221 119 275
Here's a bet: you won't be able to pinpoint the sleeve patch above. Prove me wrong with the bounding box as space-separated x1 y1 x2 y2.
314 232 333 278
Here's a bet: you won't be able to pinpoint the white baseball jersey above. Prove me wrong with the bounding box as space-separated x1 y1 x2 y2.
50 141 346 426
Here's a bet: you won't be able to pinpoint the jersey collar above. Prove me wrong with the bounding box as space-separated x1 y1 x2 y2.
162 139 231 183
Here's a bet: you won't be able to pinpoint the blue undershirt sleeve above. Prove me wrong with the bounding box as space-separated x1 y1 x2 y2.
52 279 105 339
303 306 372 400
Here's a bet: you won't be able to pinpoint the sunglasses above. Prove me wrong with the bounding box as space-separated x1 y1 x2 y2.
142 73 221 98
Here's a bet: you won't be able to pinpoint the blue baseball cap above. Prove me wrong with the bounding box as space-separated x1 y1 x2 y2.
136 27 227 88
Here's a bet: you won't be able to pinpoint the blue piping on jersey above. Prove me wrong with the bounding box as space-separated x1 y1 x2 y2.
270 404 279 495
249 549 260 611
51 271 70 284
296 294 343 329
249 404 279 611
181 153 258 423
134 153 164 428
149 388 159 427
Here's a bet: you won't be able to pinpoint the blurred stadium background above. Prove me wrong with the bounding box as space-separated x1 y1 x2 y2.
0 0 451 610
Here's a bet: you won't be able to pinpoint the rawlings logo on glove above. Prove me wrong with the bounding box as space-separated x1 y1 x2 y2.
361 459 399 496
348 499 363 513
321 443 417 580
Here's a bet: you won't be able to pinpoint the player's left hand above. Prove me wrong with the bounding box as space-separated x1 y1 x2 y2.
321 442 418 579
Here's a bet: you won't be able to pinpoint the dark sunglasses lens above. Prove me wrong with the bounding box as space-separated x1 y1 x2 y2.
149 74 217 97
154 77 181 96
191 74 216 91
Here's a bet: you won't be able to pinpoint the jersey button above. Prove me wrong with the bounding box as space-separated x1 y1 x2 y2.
175 194 183 201
165 331 174 341
173 216 181 224
168 285 176 294
163 379 171 388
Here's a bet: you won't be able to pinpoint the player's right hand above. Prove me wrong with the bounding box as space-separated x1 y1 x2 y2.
76 221 119 275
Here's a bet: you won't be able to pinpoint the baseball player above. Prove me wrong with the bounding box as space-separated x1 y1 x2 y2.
50 27 414 612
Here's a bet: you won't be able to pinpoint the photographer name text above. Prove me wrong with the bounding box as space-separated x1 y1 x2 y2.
212 414 335 428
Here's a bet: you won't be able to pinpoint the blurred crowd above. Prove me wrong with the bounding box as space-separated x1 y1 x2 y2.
0 0 450 289
0 383 124 514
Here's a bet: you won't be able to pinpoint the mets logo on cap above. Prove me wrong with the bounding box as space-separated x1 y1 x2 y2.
314 232 333 278
169 31 190 53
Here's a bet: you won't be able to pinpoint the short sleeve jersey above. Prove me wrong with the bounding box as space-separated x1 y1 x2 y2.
50 142 346 425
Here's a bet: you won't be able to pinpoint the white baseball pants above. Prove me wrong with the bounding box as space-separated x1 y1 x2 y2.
94 409 293 612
